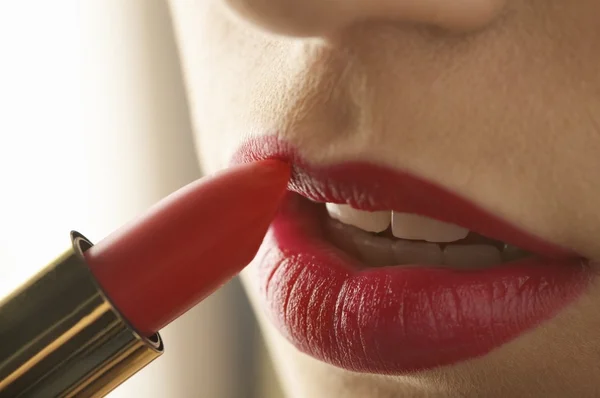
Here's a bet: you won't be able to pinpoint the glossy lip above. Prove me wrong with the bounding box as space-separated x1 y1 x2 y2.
233 136 591 374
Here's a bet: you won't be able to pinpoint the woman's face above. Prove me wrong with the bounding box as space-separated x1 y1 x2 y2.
168 1 600 396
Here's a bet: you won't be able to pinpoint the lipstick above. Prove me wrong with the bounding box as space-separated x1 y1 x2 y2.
0 159 290 398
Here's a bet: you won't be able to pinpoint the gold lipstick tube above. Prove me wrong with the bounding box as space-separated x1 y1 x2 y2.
0 231 164 398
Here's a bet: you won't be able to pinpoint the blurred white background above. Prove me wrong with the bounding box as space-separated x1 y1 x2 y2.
0 1 281 397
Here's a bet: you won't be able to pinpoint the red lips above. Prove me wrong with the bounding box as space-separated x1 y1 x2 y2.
233 136 591 374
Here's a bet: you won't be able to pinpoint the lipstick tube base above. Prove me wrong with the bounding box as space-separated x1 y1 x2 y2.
0 231 164 398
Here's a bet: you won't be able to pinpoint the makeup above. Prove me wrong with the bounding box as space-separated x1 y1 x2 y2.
0 159 290 397
234 137 590 374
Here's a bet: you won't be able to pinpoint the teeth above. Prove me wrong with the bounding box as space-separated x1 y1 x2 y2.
325 203 390 233
392 241 443 265
324 203 469 243
391 212 469 243
502 244 530 262
443 245 502 269
354 234 395 266
323 203 529 270
326 218 362 259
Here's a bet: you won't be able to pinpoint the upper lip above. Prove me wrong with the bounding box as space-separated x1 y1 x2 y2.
233 137 579 260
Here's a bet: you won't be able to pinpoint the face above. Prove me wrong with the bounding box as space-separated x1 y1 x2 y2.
168 1 600 396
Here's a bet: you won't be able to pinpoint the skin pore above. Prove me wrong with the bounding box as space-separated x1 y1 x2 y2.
168 0 600 396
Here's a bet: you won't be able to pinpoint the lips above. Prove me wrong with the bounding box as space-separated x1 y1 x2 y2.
233 136 591 374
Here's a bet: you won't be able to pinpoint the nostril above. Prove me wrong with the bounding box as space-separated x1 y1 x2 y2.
222 0 506 37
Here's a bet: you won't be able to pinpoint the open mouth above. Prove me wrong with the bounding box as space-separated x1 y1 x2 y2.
233 137 591 374
324 204 531 270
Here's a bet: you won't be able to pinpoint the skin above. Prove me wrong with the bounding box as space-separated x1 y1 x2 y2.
167 0 600 396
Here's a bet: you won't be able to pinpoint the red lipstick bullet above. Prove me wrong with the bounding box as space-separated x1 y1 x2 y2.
0 159 290 398
85 159 291 336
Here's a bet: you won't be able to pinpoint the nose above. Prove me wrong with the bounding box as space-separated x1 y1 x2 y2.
223 0 506 37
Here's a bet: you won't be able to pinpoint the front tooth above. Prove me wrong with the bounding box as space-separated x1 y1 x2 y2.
443 245 501 269
326 203 390 233
391 212 469 242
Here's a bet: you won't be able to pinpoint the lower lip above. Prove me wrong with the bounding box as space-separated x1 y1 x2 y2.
252 193 590 374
